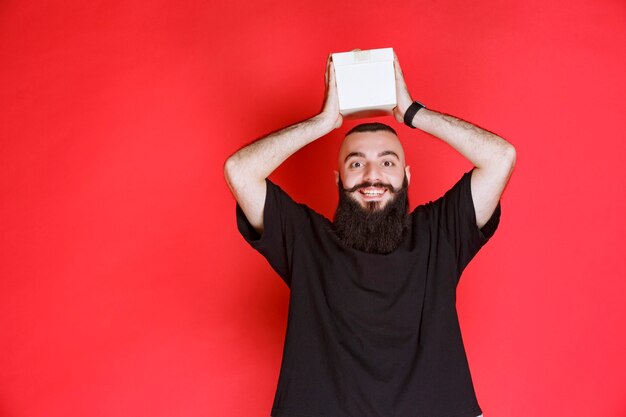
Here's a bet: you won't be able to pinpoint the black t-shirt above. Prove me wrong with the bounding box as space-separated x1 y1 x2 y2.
236 170 500 417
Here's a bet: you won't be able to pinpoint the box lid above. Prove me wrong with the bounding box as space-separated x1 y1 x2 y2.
332 47 394 66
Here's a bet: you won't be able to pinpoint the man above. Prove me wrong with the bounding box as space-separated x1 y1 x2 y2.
224 54 515 417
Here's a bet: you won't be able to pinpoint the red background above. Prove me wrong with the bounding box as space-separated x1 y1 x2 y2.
1 0 625 416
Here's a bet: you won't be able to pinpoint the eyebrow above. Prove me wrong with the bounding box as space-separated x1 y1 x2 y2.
344 150 400 163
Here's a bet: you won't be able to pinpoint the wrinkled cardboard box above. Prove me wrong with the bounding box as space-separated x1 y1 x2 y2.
331 47 396 118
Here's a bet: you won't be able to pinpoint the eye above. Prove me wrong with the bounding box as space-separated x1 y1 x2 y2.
381 160 395 167
350 161 364 168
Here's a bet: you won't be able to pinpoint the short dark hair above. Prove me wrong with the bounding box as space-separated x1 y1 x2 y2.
345 122 397 137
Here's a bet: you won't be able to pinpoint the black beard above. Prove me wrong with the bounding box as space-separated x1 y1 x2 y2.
332 176 410 254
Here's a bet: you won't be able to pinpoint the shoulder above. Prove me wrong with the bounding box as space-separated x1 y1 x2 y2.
265 180 325 217
412 171 473 213
262 179 333 238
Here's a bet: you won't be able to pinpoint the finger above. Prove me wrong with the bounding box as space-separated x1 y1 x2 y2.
393 53 407 80
325 53 332 85
394 64 409 96
394 58 404 80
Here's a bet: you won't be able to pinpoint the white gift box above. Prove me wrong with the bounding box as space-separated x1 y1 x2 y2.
331 47 397 118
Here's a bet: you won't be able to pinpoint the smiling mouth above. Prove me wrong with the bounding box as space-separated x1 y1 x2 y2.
358 187 387 199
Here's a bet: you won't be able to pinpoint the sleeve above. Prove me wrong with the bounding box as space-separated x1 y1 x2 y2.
235 179 303 288
431 169 501 276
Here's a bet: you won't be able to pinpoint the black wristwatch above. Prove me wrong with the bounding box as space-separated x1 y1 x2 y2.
403 100 427 128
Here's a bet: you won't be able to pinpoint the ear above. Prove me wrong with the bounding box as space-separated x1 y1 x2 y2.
334 170 339 185
405 165 411 185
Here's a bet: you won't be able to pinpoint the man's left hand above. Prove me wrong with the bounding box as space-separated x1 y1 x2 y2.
392 54 414 124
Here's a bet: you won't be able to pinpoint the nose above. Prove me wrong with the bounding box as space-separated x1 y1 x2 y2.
363 164 382 183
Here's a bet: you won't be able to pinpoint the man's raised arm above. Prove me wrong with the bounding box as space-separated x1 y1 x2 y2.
224 57 342 235
392 55 516 228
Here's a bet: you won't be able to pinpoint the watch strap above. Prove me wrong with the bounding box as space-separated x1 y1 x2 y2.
403 100 426 128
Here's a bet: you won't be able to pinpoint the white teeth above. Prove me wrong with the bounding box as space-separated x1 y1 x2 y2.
361 188 384 196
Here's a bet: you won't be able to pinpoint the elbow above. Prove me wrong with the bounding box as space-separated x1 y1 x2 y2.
484 140 516 175
503 143 516 172
223 155 239 188
224 154 262 191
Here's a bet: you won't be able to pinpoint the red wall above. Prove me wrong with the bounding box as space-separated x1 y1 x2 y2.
1 0 625 416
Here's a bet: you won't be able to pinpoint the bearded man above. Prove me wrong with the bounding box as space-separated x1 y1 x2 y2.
224 54 516 417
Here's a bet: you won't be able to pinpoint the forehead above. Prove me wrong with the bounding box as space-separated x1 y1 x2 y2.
338 130 406 164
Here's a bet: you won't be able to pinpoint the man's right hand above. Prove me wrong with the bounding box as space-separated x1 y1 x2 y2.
318 55 343 130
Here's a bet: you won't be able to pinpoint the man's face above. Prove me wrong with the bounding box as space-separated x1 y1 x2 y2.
336 130 410 211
